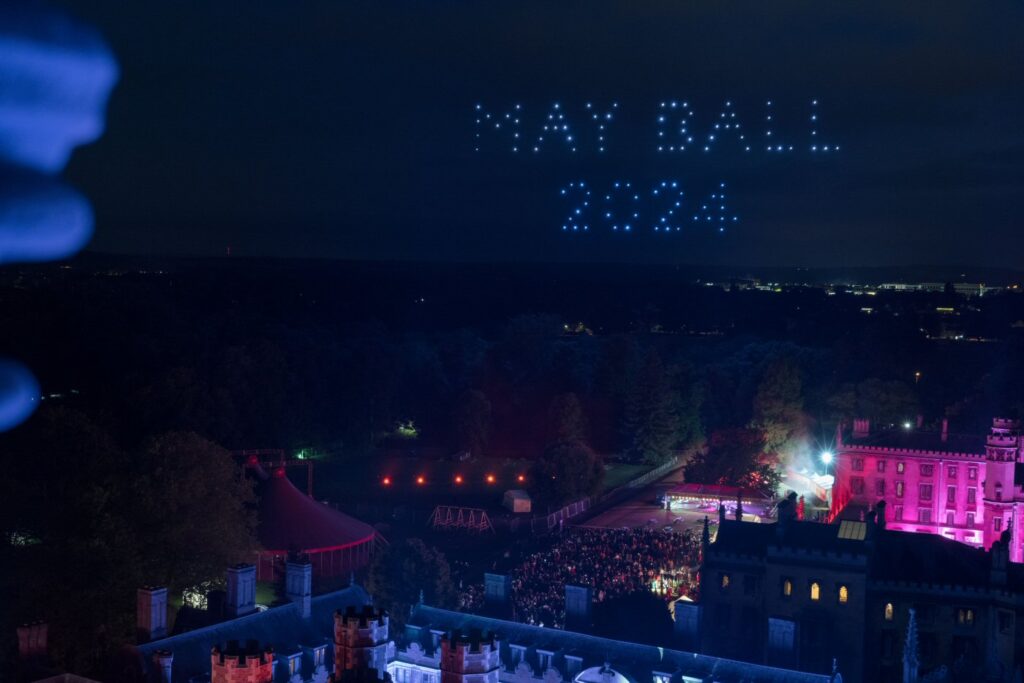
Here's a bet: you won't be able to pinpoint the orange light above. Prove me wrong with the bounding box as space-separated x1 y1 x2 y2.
517 474 525 483
416 475 426 485
486 474 496 484
382 476 392 486
454 475 464 484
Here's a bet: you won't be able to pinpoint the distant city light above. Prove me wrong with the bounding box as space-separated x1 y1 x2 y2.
517 474 526 483
416 475 426 485
486 474 496 484
382 476 392 486
454 474 464 484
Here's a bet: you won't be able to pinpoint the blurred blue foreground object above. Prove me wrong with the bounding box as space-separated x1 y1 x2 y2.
0 2 118 429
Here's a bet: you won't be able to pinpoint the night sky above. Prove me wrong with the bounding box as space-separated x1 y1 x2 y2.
59 0 1024 267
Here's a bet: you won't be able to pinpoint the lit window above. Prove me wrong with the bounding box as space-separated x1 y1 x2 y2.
838 585 849 604
782 579 792 597
897 462 905 474
884 603 894 621
810 582 821 601
720 573 730 590
957 608 975 626
968 467 977 480
896 481 904 498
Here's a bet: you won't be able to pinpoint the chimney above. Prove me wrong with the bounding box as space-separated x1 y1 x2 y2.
853 418 870 438
564 585 593 631
137 586 168 642
775 492 797 541
990 532 1010 587
286 556 313 619
483 573 511 610
16 621 47 660
941 418 949 443
226 564 257 617
153 649 174 683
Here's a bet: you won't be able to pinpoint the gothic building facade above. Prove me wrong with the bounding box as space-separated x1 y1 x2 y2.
832 417 1024 563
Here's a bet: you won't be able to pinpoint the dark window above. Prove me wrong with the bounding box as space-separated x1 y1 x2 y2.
968 488 976 504
894 505 903 521
919 508 931 523
920 464 934 477
994 517 1002 532
967 512 975 526
877 460 887 473
852 477 864 494
852 458 864 471
946 486 956 504
947 466 957 479
876 479 885 495
920 484 932 501
998 611 1013 634
743 574 757 596
715 604 731 633
946 511 954 526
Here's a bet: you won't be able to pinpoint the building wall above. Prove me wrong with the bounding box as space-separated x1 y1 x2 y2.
834 448 987 546
700 543 867 682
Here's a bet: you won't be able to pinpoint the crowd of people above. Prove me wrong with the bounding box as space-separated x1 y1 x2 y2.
460 526 702 628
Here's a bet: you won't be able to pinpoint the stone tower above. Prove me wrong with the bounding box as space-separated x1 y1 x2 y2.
439 630 500 683
334 605 390 678
982 418 1019 549
211 640 274 683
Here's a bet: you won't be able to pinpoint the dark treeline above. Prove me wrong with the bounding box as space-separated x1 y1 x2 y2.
4 256 1024 459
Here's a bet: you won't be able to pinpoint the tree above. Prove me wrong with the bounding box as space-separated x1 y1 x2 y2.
546 393 588 444
0 411 257 677
827 378 919 426
365 539 456 626
622 350 679 464
452 389 491 456
750 358 806 454
683 427 780 497
531 440 604 506
129 431 257 592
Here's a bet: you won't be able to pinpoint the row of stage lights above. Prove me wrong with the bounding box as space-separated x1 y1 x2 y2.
381 473 527 487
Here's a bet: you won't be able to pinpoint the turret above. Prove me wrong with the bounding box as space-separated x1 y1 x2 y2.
983 418 1019 548
211 640 274 683
334 605 389 678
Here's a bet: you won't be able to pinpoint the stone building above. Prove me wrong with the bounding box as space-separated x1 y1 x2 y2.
694 496 1024 683
831 417 1024 563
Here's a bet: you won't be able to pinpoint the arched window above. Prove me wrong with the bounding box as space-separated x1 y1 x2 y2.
782 579 792 597
884 603 894 621
810 582 820 601
838 585 849 604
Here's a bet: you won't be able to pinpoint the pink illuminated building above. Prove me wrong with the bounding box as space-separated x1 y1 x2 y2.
832 417 1024 563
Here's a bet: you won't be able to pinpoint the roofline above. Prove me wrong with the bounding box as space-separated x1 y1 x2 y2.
408 604 831 682
137 585 367 654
